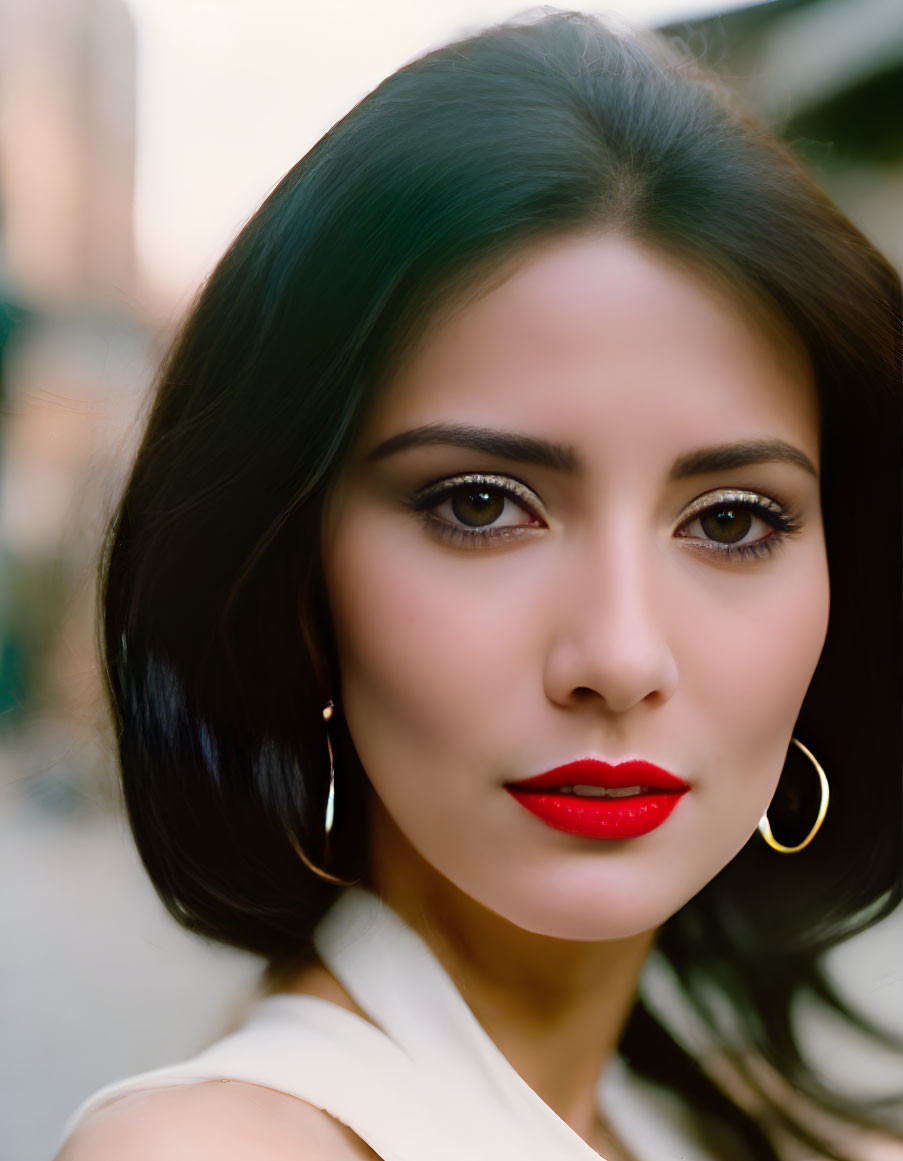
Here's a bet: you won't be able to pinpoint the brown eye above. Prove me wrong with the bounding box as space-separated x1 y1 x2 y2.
451 488 506 527
412 472 546 545
699 506 753 544
675 488 800 561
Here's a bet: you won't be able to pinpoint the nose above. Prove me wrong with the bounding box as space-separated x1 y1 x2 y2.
542 529 679 715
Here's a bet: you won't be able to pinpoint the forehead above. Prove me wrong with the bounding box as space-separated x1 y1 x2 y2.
361 232 818 470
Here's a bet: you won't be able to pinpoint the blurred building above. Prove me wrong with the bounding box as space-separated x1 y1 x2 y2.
0 0 152 796
0 0 136 304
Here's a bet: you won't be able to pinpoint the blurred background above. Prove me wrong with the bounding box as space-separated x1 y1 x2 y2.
0 1 901 1158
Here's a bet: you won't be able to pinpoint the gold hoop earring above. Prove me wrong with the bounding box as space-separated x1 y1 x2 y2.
290 699 355 886
757 737 829 855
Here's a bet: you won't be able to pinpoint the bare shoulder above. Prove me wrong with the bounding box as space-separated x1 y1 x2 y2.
55 1080 382 1161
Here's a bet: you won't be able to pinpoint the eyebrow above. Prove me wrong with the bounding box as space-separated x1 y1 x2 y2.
669 439 818 480
364 423 817 480
365 423 580 472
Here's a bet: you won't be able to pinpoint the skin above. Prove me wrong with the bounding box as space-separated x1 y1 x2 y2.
318 231 830 1151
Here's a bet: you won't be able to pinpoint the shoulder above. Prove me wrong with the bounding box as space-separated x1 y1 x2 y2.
55 1080 381 1161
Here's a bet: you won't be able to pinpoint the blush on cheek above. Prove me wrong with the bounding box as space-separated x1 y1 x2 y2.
702 540 828 695
674 546 827 787
329 511 543 738
749 559 829 709
327 543 469 750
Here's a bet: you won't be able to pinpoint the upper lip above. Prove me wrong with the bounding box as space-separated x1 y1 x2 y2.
507 758 689 791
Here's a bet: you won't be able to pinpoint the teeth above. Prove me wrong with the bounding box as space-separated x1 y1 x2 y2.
568 785 647 798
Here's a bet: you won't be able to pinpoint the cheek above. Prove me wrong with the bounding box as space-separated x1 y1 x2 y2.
323 515 520 769
743 555 828 713
679 540 830 813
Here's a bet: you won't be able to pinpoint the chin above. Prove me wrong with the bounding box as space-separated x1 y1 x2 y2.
444 858 700 944
508 892 683 944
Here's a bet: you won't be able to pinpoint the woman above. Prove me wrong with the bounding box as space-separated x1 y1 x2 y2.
57 11 901 1161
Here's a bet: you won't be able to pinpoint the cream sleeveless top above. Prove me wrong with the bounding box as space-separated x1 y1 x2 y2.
61 888 714 1161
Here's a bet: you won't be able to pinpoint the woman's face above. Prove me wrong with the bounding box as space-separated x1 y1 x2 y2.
322 233 829 941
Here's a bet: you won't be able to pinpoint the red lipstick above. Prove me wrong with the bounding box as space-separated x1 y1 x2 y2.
505 759 689 839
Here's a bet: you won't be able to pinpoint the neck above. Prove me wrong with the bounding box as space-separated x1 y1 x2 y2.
370 813 655 1150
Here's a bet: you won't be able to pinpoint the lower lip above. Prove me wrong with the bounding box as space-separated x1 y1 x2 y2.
505 788 687 839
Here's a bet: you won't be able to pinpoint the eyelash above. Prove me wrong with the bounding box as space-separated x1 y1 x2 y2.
410 474 803 560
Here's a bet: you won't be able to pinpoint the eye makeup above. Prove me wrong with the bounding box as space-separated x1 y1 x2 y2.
408 472 546 548
408 473 804 560
673 487 803 562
